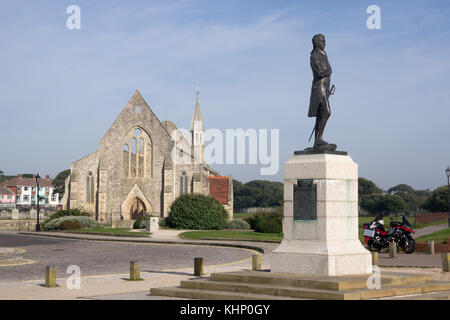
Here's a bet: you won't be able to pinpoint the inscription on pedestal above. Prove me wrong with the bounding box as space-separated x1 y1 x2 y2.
293 179 317 220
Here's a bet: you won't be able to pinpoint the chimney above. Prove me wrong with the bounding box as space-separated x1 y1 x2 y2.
45 175 50 179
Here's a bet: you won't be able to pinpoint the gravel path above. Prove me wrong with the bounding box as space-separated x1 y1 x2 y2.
413 223 448 238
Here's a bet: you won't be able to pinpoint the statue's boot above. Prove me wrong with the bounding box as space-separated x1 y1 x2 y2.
314 139 328 147
315 143 337 152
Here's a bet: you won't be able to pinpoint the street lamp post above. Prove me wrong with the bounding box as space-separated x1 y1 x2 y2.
35 173 41 232
446 166 450 228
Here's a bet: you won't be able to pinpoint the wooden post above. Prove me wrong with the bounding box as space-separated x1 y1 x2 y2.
45 266 57 287
427 241 435 255
372 252 379 266
130 261 141 280
194 257 204 276
389 242 397 258
441 253 450 272
252 255 261 271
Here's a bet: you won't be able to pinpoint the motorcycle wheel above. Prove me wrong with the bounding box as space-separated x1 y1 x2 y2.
367 239 383 253
401 235 416 254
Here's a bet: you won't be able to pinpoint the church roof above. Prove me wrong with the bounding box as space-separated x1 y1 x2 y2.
161 120 178 135
162 120 191 147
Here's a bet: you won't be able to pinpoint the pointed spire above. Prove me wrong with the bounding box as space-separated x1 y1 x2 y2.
190 87 204 132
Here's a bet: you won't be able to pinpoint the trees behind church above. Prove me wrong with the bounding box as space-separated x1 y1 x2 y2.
232 177 442 216
233 180 283 211
52 169 71 200
358 178 436 216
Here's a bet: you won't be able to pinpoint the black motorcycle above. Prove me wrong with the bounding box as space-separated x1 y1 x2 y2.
363 213 416 254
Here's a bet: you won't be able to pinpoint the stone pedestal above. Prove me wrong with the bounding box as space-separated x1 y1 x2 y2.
270 153 372 276
146 216 159 233
11 209 19 220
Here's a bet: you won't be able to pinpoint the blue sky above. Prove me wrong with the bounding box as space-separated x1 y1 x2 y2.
0 0 449 190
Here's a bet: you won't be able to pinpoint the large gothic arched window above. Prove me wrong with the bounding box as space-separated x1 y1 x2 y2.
123 127 151 178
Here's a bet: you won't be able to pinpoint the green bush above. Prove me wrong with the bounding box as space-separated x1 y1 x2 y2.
225 219 250 230
59 219 82 230
167 194 228 230
244 209 283 233
159 217 168 228
42 208 90 229
255 216 282 233
244 214 257 230
44 216 100 231
133 215 150 229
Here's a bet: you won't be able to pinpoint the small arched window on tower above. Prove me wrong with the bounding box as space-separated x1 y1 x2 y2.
180 171 188 195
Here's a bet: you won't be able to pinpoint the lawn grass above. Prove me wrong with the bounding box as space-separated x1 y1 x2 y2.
179 230 283 242
65 227 150 237
415 228 450 243
178 216 447 244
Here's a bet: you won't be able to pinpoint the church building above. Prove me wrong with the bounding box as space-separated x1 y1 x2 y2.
62 90 233 226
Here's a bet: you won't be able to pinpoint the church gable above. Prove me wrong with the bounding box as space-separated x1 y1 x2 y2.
100 90 173 151
98 90 174 173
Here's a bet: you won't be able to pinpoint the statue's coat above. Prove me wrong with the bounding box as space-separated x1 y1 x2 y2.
308 48 332 117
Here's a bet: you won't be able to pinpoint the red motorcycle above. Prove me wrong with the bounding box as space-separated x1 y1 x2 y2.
363 213 416 254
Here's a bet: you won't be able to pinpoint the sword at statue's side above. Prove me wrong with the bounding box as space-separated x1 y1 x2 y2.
308 84 335 142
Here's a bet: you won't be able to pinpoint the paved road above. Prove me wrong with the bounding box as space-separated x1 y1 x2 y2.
0 232 255 283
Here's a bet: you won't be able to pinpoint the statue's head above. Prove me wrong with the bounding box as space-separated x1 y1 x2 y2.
312 34 326 50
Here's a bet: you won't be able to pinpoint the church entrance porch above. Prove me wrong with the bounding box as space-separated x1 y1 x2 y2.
130 197 146 220
120 184 152 221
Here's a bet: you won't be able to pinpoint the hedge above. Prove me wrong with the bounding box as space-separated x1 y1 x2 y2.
244 209 283 233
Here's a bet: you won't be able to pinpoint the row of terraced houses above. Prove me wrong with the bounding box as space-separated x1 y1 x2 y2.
0 173 61 209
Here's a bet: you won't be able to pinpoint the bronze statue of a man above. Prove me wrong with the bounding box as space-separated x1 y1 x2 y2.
308 34 335 150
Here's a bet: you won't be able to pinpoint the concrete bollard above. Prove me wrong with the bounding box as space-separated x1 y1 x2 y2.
194 257 204 276
442 253 450 272
252 255 261 271
45 266 57 287
427 241 435 255
389 242 397 258
129 261 141 280
372 252 379 266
